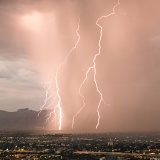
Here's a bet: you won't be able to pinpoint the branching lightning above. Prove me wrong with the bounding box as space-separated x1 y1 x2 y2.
39 0 120 130
39 15 81 130
72 0 120 129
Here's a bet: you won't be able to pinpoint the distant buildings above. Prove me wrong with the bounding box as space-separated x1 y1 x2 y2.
0 132 160 160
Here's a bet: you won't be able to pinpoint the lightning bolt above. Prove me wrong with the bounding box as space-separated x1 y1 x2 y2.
39 14 81 130
72 0 120 129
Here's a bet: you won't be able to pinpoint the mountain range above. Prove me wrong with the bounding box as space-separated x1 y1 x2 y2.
0 108 49 131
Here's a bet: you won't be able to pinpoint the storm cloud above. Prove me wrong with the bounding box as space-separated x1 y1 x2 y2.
0 0 160 132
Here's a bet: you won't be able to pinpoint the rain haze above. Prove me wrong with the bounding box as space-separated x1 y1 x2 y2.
0 0 160 132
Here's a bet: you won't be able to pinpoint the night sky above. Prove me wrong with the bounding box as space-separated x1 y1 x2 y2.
0 0 160 132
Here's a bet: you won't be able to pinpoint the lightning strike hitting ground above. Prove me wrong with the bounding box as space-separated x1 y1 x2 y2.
39 15 81 130
72 0 120 129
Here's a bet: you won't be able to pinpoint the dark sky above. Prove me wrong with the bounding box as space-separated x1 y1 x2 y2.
0 0 160 132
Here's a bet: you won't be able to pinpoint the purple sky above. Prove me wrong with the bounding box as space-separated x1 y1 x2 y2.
0 0 160 132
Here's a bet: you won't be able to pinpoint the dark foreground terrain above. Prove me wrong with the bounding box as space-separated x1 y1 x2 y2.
0 131 160 160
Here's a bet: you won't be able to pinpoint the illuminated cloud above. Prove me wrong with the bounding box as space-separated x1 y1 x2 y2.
0 0 160 132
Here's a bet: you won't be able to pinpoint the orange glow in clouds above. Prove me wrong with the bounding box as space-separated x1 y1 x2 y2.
21 12 44 32
20 11 55 34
